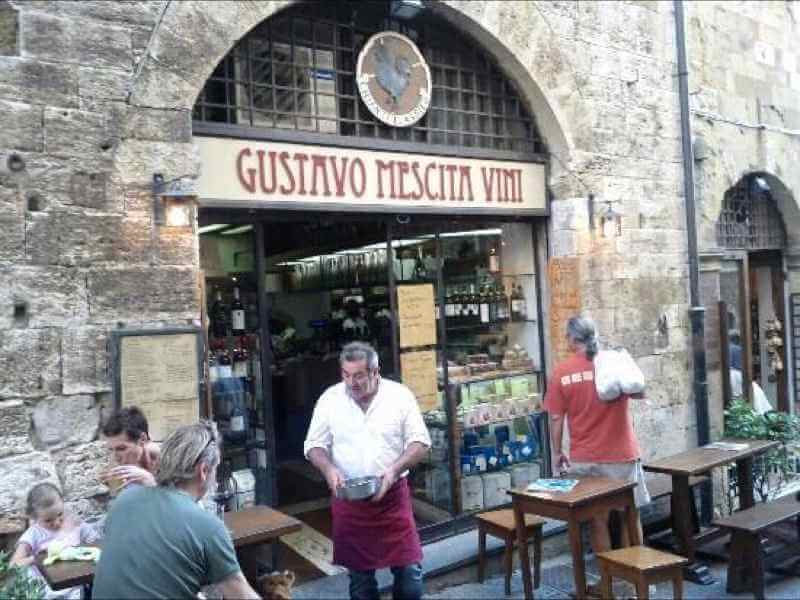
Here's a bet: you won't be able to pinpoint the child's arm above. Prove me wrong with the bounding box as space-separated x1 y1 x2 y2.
10 541 35 567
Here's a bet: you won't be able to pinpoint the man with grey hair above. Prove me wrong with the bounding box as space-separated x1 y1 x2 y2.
544 316 649 558
92 421 260 599
304 341 431 600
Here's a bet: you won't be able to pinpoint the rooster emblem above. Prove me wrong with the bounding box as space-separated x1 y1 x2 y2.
374 40 412 106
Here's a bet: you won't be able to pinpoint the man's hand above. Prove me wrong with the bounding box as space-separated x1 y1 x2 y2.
372 466 399 503
103 465 156 489
553 451 571 475
216 570 260 599
323 464 345 495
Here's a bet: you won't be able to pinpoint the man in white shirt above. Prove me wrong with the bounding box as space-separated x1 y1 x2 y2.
305 341 431 600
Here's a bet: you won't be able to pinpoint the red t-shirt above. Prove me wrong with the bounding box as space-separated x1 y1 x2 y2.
543 353 640 463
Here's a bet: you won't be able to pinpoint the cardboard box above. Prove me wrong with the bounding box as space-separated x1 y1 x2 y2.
461 475 485 511
481 471 511 508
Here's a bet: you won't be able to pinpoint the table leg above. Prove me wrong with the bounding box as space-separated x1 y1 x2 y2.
514 500 535 600
567 516 587 600
736 456 755 510
673 475 716 586
624 492 642 546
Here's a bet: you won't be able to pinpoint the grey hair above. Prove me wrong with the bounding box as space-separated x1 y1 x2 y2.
566 316 599 359
156 420 220 488
340 341 379 371
26 482 62 517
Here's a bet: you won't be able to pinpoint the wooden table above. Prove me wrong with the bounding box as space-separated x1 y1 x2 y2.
643 438 779 584
510 477 641 600
38 506 302 591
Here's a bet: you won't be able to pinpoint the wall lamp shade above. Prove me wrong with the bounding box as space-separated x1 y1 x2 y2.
390 0 424 19
588 194 622 238
153 173 198 227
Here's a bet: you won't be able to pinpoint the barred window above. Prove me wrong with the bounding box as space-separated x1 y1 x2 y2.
717 176 786 250
193 0 544 157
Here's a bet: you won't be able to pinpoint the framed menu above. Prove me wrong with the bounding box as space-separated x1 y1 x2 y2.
110 328 204 442
397 283 436 349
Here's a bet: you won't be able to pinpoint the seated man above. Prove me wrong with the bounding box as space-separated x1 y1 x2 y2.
101 407 160 489
92 421 259 599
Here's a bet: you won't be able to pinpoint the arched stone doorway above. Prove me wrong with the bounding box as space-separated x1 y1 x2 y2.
716 172 796 414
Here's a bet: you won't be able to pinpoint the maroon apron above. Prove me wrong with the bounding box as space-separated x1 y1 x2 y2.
331 477 423 571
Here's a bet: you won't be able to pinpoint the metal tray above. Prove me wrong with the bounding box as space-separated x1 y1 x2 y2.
337 476 381 501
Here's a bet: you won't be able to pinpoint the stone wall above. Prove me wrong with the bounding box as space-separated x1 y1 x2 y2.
686 0 800 422
1 0 796 535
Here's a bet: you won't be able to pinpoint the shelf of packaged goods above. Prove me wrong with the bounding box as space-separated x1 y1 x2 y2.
460 458 545 479
457 411 544 431
447 368 540 386
445 321 509 332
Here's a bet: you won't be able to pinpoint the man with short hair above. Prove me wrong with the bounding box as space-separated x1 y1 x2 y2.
92 420 260 600
101 407 160 488
304 341 431 600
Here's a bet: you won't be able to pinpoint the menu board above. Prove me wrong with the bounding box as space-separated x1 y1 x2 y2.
118 331 200 442
548 257 581 362
400 350 439 412
397 284 436 349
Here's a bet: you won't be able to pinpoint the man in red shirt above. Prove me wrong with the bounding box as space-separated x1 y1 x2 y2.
544 316 650 553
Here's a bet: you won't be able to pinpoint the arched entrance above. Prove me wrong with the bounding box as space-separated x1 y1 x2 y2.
716 173 791 413
188 1 565 577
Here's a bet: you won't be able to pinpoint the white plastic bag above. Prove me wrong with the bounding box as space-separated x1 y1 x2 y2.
594 350 622 401
617 348 645 395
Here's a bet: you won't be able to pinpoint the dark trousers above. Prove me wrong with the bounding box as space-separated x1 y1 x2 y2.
348 563 423 600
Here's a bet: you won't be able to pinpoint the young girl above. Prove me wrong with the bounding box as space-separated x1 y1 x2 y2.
11 483 98 600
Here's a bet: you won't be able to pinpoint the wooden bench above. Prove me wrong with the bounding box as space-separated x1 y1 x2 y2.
714 499 800 600
597 545 688 599
476 509 545 595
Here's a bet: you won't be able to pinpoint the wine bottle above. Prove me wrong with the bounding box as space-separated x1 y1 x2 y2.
497 284 510 322
211 291 228 339
479 285 490 324
511 284 527 321
231 287 246 335
488 244 500 273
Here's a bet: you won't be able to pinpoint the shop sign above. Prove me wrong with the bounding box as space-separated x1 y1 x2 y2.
196 137 546 214
356 31 432 128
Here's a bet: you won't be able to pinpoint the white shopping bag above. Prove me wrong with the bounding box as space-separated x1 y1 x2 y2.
617 348 645 395
594 350 622 401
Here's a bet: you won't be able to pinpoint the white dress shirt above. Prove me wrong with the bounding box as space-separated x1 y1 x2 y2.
303 377 432 479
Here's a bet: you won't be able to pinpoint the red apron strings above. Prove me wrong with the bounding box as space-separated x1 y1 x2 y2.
331 478 423 571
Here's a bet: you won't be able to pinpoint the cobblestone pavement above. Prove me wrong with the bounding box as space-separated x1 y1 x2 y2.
426 554 800 599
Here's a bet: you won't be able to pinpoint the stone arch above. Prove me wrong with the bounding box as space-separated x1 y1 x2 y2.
126 0 576 164
718 171 800 253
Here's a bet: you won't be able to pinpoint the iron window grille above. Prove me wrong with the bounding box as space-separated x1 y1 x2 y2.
716 178 787 250
193 0 545 157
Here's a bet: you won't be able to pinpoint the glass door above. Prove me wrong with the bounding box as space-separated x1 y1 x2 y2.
719 252 752 406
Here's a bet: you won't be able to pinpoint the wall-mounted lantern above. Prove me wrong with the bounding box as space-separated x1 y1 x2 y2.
152 173 198 228
390 0 424 20
588 194 622 238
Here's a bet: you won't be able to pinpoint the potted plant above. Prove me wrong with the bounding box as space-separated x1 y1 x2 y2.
0 551 45 600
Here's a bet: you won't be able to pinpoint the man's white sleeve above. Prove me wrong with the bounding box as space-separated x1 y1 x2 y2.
303 395 332 458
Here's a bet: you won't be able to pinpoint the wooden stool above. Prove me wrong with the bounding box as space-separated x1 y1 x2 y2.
597 546 687 599
476 509 544 595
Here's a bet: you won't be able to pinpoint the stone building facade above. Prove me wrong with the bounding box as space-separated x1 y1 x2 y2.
0 0 798 538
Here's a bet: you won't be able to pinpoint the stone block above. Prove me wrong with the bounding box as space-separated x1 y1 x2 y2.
0 99 42 152
62 327 111 395
0 57 79 107
0 1 18 56
25 210 152 266
32 394 100 448
69 171 108 209
108 104 192 143
78 67 130 106
55 441 112 500
0 451 59 521
87 266 199 322
155 225 198 267
0 182 23 261
44 107 113 161
21 10 134 70
22 1 161 26
0 328 61 399
0 266 88 329
113 139 199 186
128 61 200 110
0 399 32 458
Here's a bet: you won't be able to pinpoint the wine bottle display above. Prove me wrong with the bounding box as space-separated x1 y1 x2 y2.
231 287 245 335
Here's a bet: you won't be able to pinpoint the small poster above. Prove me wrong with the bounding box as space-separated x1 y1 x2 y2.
548 258 581 362
397 283 437 349
401 350 439 412
118 332 200 442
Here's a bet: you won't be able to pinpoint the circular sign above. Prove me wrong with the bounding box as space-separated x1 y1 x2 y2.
356 32 432 128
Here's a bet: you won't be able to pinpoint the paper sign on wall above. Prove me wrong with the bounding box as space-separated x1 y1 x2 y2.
119 333 200 442
548 258 581 363
397 284 437 348
401 350 439 412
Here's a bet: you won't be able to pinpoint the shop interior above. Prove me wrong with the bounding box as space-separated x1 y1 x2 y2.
199 210 547 581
